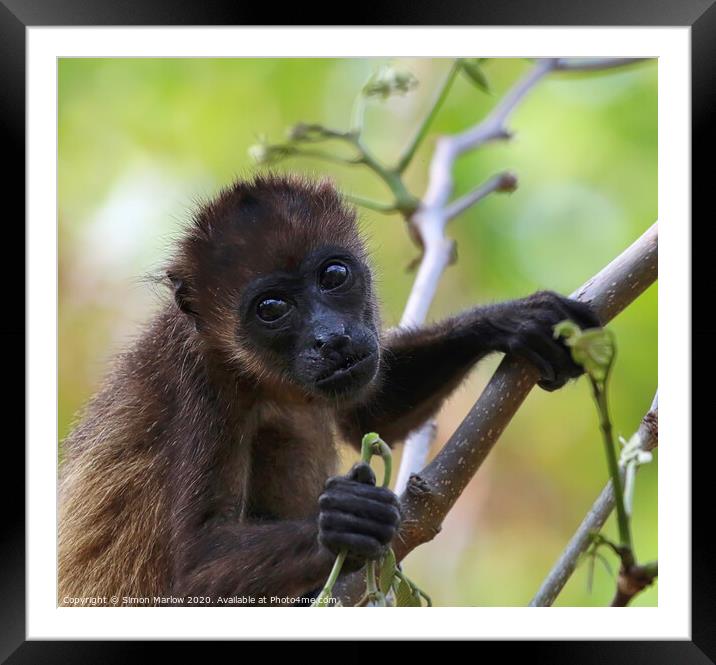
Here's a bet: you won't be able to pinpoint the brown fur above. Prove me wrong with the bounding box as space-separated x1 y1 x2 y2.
59 176 359 605
59 174 579 606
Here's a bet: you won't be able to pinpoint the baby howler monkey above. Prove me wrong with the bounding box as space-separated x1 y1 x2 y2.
58 174 598 605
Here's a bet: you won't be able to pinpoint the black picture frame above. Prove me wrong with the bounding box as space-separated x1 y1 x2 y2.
4 1 710 661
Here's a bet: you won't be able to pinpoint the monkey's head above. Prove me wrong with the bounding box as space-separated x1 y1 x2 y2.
167 174 381 401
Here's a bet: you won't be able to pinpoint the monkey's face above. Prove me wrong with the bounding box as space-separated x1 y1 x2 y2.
238 245 380 400
169 175 381 399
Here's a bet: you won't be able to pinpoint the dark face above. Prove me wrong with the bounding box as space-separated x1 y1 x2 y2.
238 245 380 399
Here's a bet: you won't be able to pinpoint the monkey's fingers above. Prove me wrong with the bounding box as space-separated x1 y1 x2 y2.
561 297 602 330
346 461 376 486
524 291 601 332
524 334 583 392
507 335 557 385
319 489 401 525
318 529 386 561
319 510 396 545
323 476 399 506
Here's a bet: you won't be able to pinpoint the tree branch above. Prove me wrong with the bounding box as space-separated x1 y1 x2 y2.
393 169 517 494
554 58 652 72
393 60 560 492
394 56 653 492
419 58 556 216
529 391 658 607
337 222 658 604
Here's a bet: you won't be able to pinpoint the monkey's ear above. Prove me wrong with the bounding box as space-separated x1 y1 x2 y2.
167 272 201 325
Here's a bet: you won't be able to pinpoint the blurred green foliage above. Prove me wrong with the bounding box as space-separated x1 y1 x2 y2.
58 58 657 607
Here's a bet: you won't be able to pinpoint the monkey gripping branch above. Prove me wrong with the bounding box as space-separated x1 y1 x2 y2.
335 222 658 605
249 59 656 606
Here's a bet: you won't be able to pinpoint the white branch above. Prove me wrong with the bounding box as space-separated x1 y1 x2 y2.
393 56 653 495
394 58 559 494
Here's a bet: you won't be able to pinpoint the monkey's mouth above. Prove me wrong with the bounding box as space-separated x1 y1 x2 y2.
314 351 377 392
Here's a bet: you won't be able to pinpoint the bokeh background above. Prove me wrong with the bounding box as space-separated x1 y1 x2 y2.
58 57 657 607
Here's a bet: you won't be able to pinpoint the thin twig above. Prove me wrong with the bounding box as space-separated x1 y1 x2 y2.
445 172 518 222
344 194 398 214
529 391 658 607
393 61 559 491
591 376 633 555
395 61 461 174
555 58 652 72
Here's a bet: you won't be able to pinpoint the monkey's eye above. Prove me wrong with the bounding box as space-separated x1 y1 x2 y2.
319 262 349 291
256 298 291 323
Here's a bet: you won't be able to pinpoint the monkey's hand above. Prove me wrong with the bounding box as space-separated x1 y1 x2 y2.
487 290 601 392
318 462 401 573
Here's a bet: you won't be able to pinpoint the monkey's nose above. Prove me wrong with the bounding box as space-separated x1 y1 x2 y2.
314 332 351 353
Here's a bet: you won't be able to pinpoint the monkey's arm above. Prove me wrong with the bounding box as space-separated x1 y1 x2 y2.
173 519 334 603
339 291 599 444
172 466 400 604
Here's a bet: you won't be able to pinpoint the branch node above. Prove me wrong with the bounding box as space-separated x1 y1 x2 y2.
612 561 658 606
497 171 519 192
405 473 434 498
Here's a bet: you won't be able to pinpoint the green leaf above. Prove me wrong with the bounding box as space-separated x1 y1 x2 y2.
360 432 382 462
394 578 421 606
363 66 418 100
460 59 491 93
553 320 581 342
361 432 381 447
594 551 614 578
553 321 616 384
414 586 432 607
394 578 412 606
379 549 397 594
573 329 615 383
